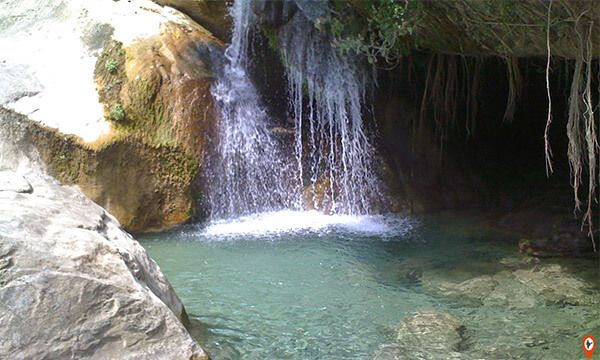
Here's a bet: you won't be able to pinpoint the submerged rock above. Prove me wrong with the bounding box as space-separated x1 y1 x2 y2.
394 311 465 359
423 263 597 308
436 275 498 303
0 170 207 359
512 264 596 306
373 343 406 360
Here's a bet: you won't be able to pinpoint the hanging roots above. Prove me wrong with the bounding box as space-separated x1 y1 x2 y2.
503 56 522 122
565 18 598 249
408 1 600 247
414 11 599 248
417 53 481 151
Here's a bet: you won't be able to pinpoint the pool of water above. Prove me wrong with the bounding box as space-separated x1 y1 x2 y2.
140 211 600 359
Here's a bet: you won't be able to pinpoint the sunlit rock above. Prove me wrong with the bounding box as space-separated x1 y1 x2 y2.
0 170 207 359
0 0 223 231
0 170 32 194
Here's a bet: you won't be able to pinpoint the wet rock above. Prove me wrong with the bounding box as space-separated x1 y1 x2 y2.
395 311 465 359
518 237 594 258
499 207 594 257
0 170 32 193
252 0 298 27
0 171 207 359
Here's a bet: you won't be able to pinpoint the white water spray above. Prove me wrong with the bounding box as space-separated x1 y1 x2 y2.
207 0 300 219
280 2 382 215
207 0 382 223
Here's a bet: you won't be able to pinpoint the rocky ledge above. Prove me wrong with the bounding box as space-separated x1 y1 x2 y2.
0 169 207 359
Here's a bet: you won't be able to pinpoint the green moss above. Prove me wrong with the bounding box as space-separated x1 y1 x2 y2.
261 26 280 52
4 111 200 231
105 59 119 73
110 103 125 121
94 40 176 147
95 40 127 123
122 76 174 146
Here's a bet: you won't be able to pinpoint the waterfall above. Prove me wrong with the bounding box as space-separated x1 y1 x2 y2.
207 0 381 220
207 0 299 219
280 2 381 215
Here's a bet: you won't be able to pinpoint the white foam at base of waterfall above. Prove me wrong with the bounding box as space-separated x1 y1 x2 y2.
201 210 417 238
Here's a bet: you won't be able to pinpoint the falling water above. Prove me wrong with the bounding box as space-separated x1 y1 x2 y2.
207 0 299 219
280 2 381 215
208 0 381 220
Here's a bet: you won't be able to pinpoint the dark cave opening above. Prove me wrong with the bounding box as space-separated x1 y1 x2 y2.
375 55 599 215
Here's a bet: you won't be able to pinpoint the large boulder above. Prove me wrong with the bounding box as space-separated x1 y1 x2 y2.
0 0 223 231
1 108 199 233
0 168 208 359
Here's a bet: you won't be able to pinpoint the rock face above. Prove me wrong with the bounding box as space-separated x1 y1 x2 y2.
0 169 208 359
0 0 224 231
152 0 231 41
373 78 487 213
0 108 199 233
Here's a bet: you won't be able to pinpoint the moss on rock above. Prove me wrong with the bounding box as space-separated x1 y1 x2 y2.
83 20 225 231
1 107 197 232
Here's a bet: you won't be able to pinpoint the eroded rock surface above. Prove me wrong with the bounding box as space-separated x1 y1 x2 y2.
152 0 231 40
0 170 207 359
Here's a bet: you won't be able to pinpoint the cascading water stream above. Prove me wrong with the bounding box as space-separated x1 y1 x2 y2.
207 0 300 219
207 0 382 223
280 2 382 215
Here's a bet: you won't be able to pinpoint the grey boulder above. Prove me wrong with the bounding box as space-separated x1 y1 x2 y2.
0 171 208 359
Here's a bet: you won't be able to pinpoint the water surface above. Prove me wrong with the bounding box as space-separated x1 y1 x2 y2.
140 212 600 359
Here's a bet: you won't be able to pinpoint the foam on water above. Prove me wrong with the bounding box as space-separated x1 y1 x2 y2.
201 210 417 238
